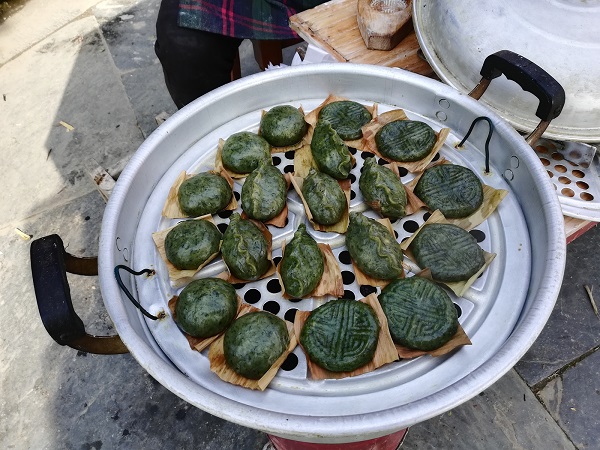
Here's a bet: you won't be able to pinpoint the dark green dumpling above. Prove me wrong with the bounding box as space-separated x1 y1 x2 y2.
221 131 272 174
178 172 232 217
221 213 270 281
164 220 222 270
302 168 346 226
414 164 484 218
346 212 403 280
410 223 485 282
378 277 458 351
241 162 287 221
310 120 353 180
260 105 308 147
359 157 407 220
175 278 237 338
280 224 324 298
224 311 289 380
318 100 372 140
300 299 379 372
375 120 436 162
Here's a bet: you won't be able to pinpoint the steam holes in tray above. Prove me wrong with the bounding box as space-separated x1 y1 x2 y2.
535 145 548 154
540 158 550 166
272 156 282 166
454 303 462 318
403 220 419 233
338 250 352 265
581 192 594 201
561 188 575 198
263 301 280 315
284 308 298 323
344 290 356 300
551 152 564 161
267 279 282 293
558 176 571 185
244 288 261 304
554 165 567 173
572 170 585 178
577 181 589 190
342 270 355 285
281 352 299 371
360 285 378 297
469 229 486 243
547 171 554 178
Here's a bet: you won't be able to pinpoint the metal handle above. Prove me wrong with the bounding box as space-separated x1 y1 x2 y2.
469 50 566 145
30 234 128 354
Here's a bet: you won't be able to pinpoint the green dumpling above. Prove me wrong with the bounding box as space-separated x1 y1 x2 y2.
221 213 270 281
164 220 222 270
300 299 380 372
346 212 403 280
318 100 372 140
378 277 458 351
375 120 436 162
414 164 484 218
359 157 407 220
310 120 353 179
175 278 237 338
224 311 290 379
221 131 272 174
280 224 324 298
241 162 287 221
302 168 346 226
178 172 232 217
260 105 308 147
410 223 485 282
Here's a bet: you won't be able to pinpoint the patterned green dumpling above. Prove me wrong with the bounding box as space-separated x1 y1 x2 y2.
175 278 237 338
378 277 458 351
300 299 380 372
224 311 290 380
346 212 403 280
221 213 270 281
164 220 222 270
260 105 308 147
318 100 372 140
178 172 232 217
310 120 353 179
221 131 271 174
302 168 346 225
280 224 324 298
359 157 407 220
410 223 485 282
414 164 484 218
375 120 436 162
241 162 287 221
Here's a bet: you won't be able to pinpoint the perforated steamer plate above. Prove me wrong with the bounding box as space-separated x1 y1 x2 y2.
99 64 565 444
534 138 600 221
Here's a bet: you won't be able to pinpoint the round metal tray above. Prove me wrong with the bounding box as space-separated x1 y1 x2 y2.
99 64 565 444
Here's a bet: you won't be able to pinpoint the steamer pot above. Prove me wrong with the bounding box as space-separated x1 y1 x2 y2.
31 63 566 444
413 0 600 142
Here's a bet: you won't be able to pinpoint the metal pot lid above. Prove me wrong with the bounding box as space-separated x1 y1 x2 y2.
413 0 600 143
98 64 566 443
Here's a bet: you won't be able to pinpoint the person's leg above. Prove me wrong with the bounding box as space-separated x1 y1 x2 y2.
155 0 243 108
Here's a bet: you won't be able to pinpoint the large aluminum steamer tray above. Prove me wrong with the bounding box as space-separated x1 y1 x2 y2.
98 64 566 444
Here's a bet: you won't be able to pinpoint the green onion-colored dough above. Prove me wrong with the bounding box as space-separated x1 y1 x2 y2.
375 120 436 162
378 277 458 350
300 299 380 372
224 311 290 379
164 220 222 270
175 278 237 338
178 172 232 217
221 213 270 281
414 164 484 218
359 157 407 220
302 168 346 225
346 212 403 280
260 105 308 147
310 120 353 179
280 224 324 298
221 131 272 174
410 223 485 282
318 100 372 140
241 162 287 221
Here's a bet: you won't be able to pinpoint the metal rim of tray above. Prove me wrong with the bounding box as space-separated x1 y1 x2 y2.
98 64 566 444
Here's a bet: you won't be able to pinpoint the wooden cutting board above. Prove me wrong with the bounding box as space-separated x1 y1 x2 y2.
289 0 433 76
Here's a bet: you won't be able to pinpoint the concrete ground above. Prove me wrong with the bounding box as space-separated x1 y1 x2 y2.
1 0 599 448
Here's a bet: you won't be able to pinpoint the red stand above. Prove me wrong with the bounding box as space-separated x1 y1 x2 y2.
268 428 408 450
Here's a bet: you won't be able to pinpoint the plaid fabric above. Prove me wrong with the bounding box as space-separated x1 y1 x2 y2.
178 0 326 40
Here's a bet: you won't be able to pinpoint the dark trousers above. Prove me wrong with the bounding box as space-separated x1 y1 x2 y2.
155 0 243 108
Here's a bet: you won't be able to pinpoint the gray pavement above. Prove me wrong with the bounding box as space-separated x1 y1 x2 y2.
1 1 598 448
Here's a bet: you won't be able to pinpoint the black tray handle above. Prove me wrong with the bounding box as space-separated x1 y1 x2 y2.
30 234 128 355
469 50 566 145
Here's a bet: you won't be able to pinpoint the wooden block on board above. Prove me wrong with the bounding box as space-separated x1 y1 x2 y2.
357 0 413 51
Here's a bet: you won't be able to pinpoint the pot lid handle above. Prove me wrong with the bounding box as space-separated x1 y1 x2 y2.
469 50 566 144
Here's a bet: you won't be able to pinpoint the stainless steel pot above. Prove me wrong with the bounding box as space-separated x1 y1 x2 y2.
413 0 600 142
32 63 566 444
